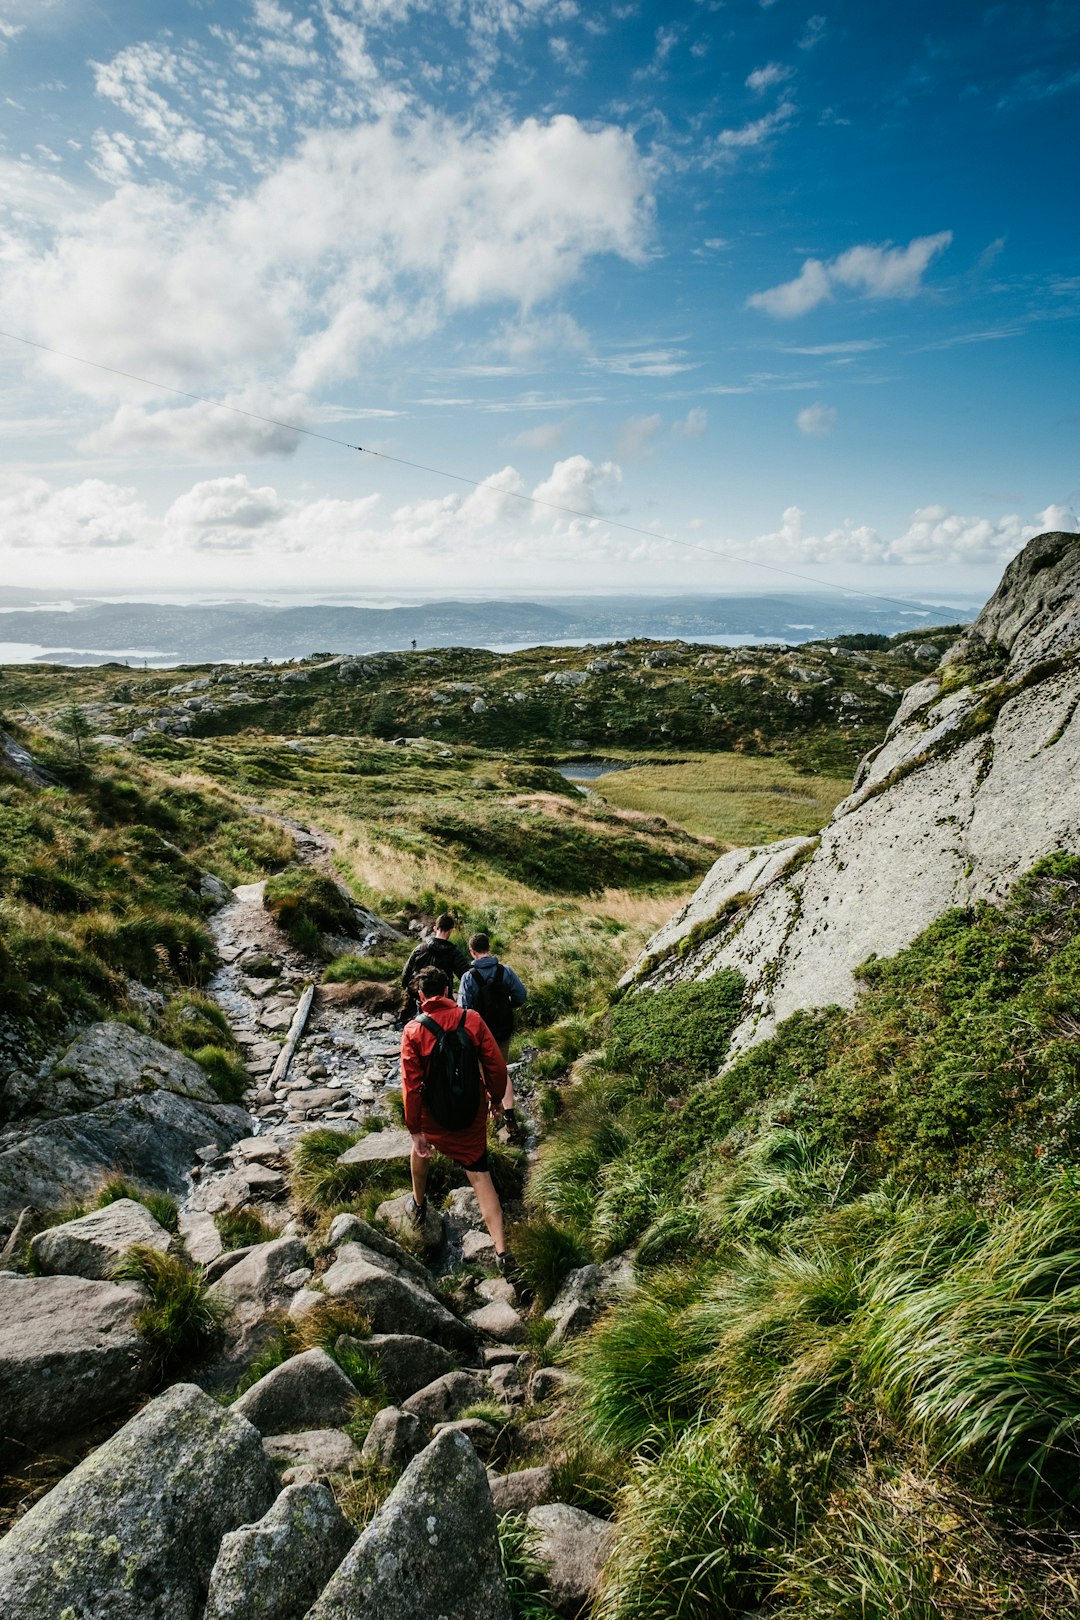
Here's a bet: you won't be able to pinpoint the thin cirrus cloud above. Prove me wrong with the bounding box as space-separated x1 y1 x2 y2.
747 232 953 317
746 62 792 93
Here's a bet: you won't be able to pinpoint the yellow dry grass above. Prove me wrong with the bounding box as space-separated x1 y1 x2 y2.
591 753 849 846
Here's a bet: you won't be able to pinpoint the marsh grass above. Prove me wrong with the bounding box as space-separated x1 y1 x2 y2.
592 751 851 845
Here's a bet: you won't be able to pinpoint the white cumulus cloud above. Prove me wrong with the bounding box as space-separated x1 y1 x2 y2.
797 402 836 436
748 231 952 317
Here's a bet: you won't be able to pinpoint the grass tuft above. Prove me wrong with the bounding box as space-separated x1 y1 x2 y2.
112 1245 227 1378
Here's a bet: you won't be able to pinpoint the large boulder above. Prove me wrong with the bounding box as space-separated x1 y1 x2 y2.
544 1256 633 1344
13 1021 219 1119
29 1197 172 1280
626 531 1080 1056
347 1332 455 1402
307 1429 511 1620
332 1236 435 1295
0 1383 277 1619
0 1272 150 1454
232 1348 359 1436
0 1088 249 1231
359 1405 426 1471
489 1465 557 1517
201 1235 310 1383
526 1503 616 1617
321 1256 475 1353
204 1481 354 1620
402 1369 486 1428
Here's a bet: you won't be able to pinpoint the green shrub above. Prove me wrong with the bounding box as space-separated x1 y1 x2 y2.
95 1177 179 1233
192 1043 248 1103
113 1245 227 1377
323 953 403 983
264 866 358 951
606 969 745 1084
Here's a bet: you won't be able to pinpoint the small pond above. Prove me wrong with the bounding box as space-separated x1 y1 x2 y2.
558 759 634 782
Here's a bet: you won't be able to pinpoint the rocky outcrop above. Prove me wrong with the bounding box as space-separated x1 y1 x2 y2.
626 532 1080 1053
347 1331 455 1401
321 1255 475 1352
203 1480 354 1620
6 1022 219 1120
29 1196 172 1280
0 1272 150 1454
307 1429 511 1620
0 1087 248 1231
0 1383 277 1619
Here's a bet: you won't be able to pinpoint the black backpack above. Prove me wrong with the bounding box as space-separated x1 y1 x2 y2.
416 1012 482 1130
404 939 454 1010
471 964 515 1041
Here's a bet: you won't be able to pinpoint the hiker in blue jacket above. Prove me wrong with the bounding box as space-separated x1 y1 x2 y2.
458 932 527 1138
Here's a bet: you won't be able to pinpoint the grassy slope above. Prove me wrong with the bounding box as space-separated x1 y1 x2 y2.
527 857 1080 1618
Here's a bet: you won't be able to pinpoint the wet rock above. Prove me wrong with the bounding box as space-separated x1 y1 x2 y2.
262 1429 361 1474
490 1464 557 1517
232 1348 359 1436
402 1369 486 1427
0 1273 150 1453
309 1429 510 1620
29 1197 172 1281
359 1405 426 1470
0 1383 277 1620
204 1480 354 1620
343 1331 455 1402
321 1257 474 1353
526 1503 616 1617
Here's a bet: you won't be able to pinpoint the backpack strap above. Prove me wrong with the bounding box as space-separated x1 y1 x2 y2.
416 1013 444 1041
492 964 504 993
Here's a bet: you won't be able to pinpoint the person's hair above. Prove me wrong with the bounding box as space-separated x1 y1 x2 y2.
415 965 449 999
434 912 456 934
469 932 491 954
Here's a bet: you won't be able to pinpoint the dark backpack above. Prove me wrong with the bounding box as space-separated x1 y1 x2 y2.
404 939 454 1010
471 964 515 1041
416 1012 482 1130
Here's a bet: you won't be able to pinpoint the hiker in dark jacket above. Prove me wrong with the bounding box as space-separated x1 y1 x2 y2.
458 932 527 1137
401 913 470 1019
400 964 522 1284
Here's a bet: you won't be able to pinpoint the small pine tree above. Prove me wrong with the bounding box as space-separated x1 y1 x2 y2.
59 703 92 763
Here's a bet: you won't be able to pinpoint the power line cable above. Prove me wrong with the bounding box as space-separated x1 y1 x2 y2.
1 327 936 615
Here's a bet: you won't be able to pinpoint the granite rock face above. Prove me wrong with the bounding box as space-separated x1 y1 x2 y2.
626 531 1080 1055
0 1087 249 1231
359 1404 426 1470
29 1197 173 1280
307 1429 511 1620
321 1256 475 1352
232 1347 359 1436
0 1383 277 1619
203 1481 354 1620
11 1021 219 1120
345 1331 455 1401
402 1369 486 1427
526 1503 616 1617
0 1272 150 1452
206 1235 311 1376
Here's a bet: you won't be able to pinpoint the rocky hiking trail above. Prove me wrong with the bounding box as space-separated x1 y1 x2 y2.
0 819 626 1619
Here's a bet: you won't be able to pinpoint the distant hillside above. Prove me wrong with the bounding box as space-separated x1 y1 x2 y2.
0 591 971 663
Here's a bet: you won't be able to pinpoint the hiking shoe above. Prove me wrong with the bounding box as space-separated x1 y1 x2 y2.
406 1195 427 1230
501 1107 526 1146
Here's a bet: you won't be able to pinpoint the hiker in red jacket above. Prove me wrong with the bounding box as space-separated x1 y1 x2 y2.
400 964 521 1283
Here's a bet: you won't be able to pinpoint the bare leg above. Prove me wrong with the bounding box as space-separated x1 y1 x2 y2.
410 1147 431 1209
466 1169 506 1254
498 1039 514 1110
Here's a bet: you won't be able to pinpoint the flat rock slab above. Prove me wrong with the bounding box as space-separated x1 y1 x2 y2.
21 1020 218 1117
262 1429 360 1474
308 1429 511 1620
338 1128 414 1166
0 1272 150 1451
29 1197 172 1281
0 1383 277 1620
205 1480 355 1620
287 1088 346 1113
490 1465 557 1518
233 1348 358 1436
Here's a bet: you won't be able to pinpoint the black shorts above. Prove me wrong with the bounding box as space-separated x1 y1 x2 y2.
460 1150 489 1173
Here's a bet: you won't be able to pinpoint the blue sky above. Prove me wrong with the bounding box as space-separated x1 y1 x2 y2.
0 0 1076 600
